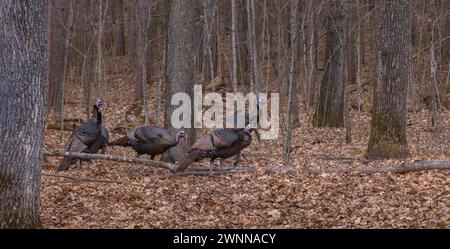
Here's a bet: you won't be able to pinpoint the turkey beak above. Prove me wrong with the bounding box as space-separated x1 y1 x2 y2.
254 129 261 142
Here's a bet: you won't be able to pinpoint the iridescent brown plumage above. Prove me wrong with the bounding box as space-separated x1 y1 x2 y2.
175 125 255 172
58 99 108 171
109 126 185 162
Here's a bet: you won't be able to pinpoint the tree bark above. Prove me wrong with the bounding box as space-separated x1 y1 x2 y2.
283 0 300 162
345 0 357 86
113 0 125 56
313 0 345 127
0 0 47 228
231 0 238 93
47 0 70 118
78 0 95 119
367 0 411 159
164 0 197 162
304 0 318 110
134 0 152 126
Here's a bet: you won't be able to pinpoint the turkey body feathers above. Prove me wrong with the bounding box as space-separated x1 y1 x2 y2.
109 126 182 159
176 129 253 172
58 102 107 171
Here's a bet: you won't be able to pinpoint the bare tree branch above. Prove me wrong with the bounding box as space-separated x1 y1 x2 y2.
44 151 450 175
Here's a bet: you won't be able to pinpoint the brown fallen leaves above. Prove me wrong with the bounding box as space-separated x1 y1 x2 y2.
41 81 450 228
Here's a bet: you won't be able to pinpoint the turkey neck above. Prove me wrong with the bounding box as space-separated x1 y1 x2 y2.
91 105 102 127
97 110 102 127
174 133 183 145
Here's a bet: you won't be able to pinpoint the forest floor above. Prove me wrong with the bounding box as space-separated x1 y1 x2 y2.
41 78 450 228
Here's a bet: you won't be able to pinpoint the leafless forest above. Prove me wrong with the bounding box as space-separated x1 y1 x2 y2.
1 0 450 228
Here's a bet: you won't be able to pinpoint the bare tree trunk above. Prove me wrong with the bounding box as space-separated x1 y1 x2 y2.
356 0 363 112
58 0 75 141
367 0 411 159
47 0 70 119
312 0 345 127
430 16 441 129
0 0 47 228
128 0 137 71
164 0 197 162
345 0 357 86
283 0 299 162
203 0 217 90
250 0 260 94
95 0 107 99
113 0 125 56
231 0 238 93
304 0 318 111
246 0 255 92
134 0 151 125
78 0 95 119
344 0 352 144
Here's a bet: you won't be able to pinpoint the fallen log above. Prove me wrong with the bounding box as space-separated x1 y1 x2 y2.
44 151 450 175
44 151 178 172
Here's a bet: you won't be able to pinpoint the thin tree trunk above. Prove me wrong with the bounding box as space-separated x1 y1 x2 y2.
231 0 238 93
135 0 151 125
95 0 107 98
367 0 411 159
114 0 125 55
0 0 48 228
430 17 440 129
283 0 299 162
344 0 352 144
356 0 363 112
203 0 217 91
79 0 95 119
276 0 288 99
47 0 70 119
345 0 357 86
304 0 318 111
250 0 260 94
246 0 255 92
59 0 75 142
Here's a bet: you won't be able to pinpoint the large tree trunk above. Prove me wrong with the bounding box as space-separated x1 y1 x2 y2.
367 0 411 159
164 0 197 162
0 0 48 228
47 0 70 118
312 0 345 127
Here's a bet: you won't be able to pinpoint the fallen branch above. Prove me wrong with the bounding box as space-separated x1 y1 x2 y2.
44 151 178 172
42 173 123 184
181 160 450 175
44 151 450 175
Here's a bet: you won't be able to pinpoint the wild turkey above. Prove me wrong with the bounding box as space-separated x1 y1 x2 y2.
58 99 108 171
220 97 265 164
175 124 255 172
108 126 186 161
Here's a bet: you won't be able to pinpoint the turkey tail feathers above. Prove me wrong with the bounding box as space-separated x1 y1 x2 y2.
175 152 198 172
